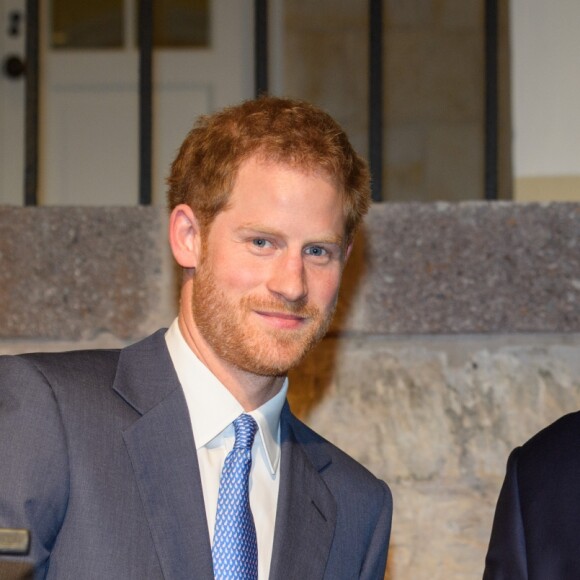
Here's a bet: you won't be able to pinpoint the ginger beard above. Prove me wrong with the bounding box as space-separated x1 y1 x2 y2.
190 252 338 377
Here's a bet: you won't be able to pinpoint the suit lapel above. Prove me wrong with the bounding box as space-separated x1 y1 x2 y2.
269 408 337 580
113 330 214 580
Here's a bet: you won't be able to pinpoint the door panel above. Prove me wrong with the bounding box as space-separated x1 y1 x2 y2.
45 86 138 205
40 0 252 205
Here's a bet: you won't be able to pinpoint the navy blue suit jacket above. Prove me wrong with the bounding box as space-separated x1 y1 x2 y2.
484 411 580 579
0 330 392 579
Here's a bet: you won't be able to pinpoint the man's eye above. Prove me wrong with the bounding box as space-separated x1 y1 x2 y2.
305 246 327 257
252 238 271 248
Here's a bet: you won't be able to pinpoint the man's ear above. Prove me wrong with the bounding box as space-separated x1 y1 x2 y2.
169 204 202 268
344 241 354 264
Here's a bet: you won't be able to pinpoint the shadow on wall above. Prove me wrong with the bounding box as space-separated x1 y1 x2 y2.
288 226 368 419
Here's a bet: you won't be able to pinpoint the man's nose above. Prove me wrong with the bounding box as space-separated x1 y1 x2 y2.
266 252 307 303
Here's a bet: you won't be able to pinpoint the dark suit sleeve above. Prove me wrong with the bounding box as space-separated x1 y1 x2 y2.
359 480 392 580
483 448 528 580
0 356 69 577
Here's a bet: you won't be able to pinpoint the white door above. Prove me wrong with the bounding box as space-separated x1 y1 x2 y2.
0 0 26 205
0 0 253 206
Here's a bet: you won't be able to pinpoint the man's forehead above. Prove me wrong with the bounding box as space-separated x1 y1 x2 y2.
237 152 340 186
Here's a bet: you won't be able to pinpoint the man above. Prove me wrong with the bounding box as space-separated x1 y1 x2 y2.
0 97 392 579
483 411 580 578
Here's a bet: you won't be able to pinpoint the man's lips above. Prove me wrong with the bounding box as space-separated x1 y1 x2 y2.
254 310 308 329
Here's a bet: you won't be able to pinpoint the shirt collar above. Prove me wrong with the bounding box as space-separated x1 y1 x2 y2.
164 318 287 475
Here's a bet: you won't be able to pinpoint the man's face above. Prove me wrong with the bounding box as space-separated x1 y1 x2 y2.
190 156 349 376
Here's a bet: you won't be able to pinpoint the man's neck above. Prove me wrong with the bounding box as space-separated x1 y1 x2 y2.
177 315 285 411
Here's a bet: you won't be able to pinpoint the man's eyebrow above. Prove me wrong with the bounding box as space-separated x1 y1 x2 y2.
309 234 344 247
236 225 278 235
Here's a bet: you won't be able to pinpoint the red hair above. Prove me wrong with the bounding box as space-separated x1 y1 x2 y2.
167 96 370 243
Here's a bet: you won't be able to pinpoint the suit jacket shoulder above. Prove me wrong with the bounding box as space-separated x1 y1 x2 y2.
0 330 211 580
287 409 390 497
484 411 580 579
271 406 392 580
513 411 580 527
518 410 580 468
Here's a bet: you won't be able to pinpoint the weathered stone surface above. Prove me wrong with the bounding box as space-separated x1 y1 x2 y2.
426 123 483 201
334 202 580 333
284 1 368 158
386 30 483 123
1 203 579 341
0 207 173 341
1 202 579 578
289 333 580 579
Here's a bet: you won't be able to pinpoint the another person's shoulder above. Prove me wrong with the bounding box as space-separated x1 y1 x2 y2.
520 410 580 456
515 410 580 482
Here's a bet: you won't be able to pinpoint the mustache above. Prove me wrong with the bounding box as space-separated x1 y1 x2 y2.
240 296 319 318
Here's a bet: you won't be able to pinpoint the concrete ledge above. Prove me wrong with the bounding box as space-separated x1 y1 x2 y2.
1 202 579 341
289 331 580 579
337 202 580 334
0 207 172 341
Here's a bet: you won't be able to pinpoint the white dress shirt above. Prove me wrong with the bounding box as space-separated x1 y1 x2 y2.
165 319 287 579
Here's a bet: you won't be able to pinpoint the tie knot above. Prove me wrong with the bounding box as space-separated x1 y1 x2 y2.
233 414 258 450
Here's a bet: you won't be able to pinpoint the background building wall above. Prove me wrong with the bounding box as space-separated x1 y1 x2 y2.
283 0 490 202
1 203 579 579
2 1 580 578
510 0 580 201
283 0 580 204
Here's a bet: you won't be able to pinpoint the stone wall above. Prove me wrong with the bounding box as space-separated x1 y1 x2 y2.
291 334 580 579
1 203 579 579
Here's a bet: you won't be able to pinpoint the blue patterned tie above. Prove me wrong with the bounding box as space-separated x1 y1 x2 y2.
212 414 259 579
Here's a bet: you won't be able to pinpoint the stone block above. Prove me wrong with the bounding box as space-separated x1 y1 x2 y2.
439 0 483 29
284 28 367 128
426 123 484 200
386 0 435 27
0 207 173 341
286 0 366 29
334 202 580 334
289 333 580 578
386 124 427 201
386 31 483 123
